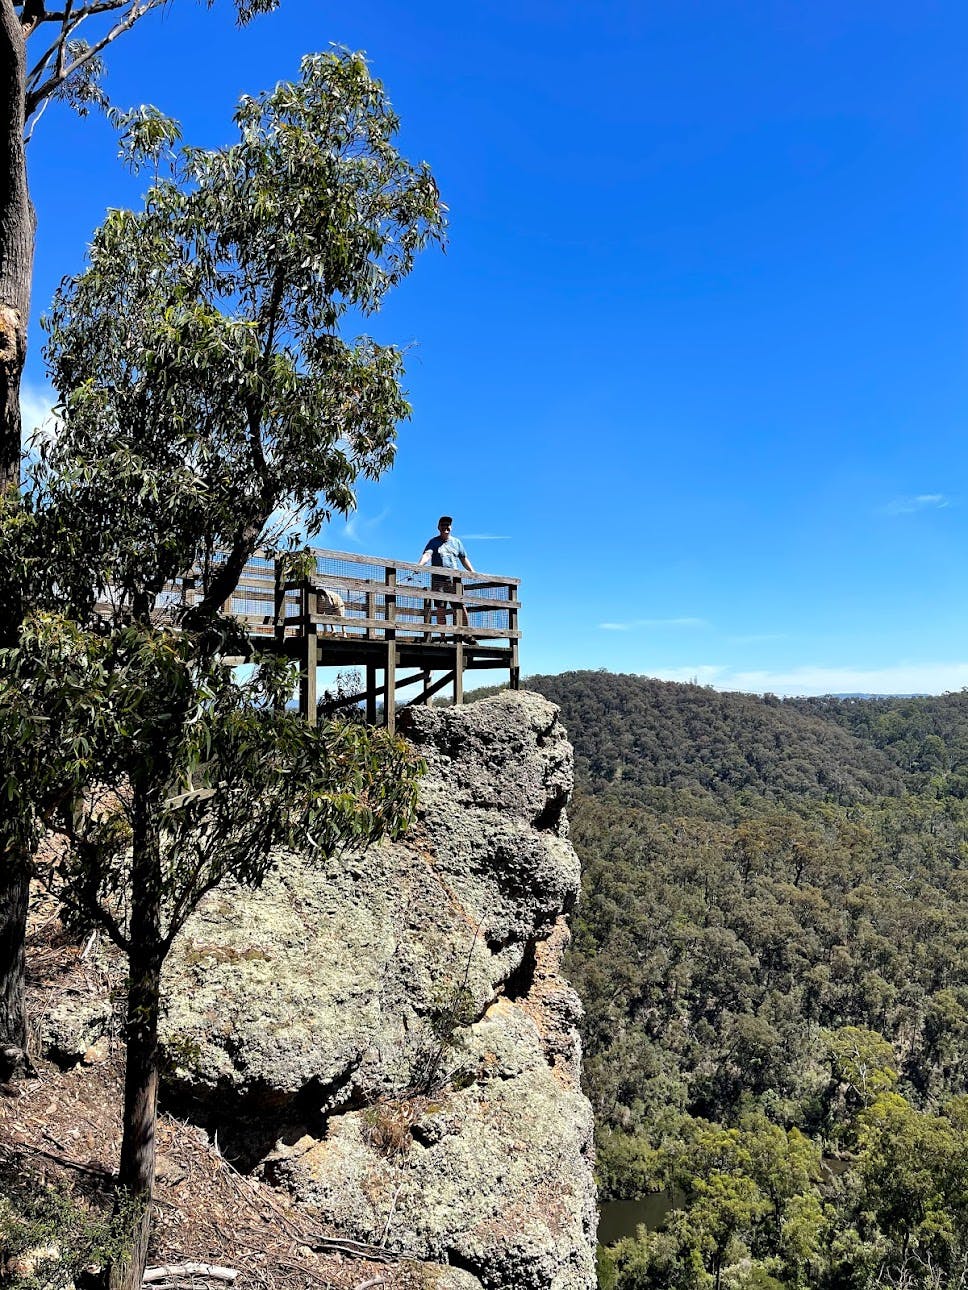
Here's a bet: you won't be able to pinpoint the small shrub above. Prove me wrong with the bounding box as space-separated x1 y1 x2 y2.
0 1174 139 1289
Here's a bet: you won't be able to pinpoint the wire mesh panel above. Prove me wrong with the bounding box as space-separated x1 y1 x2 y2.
229 553 277 636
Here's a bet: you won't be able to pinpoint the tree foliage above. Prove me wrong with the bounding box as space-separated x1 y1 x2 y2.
1 49 441 1288
40 49 443 620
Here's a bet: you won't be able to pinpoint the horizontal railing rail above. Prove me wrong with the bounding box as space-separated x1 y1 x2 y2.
115 545 521 651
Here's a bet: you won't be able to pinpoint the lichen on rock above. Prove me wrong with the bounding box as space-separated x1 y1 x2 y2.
161 690 597 1288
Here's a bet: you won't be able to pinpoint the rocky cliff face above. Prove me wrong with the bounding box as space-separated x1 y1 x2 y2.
160 690 597 1290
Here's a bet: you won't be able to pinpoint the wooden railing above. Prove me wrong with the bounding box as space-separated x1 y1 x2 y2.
220 547 521 648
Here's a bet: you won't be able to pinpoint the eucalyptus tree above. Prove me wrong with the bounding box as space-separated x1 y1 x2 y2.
0 0 282 1080
1 0 280 488
18 49 443 1282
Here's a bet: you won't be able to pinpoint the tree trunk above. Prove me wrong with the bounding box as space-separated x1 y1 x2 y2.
0 0 33 493
0 860 29 1078
110 794 164 1290
0 0 36 1081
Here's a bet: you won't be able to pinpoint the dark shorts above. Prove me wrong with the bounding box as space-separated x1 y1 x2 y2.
431 574 457 595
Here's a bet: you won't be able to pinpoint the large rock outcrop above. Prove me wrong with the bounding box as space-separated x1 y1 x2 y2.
159 690 596 1289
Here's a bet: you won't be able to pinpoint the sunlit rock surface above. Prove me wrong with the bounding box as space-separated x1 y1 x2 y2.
162 691 597 1289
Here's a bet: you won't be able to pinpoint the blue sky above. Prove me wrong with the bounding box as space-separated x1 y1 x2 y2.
21 0 968 695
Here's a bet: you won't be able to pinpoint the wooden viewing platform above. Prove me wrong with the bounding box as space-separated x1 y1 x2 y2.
215 547 520 731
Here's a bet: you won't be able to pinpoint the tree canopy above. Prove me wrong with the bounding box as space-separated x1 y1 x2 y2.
3 49 441 1286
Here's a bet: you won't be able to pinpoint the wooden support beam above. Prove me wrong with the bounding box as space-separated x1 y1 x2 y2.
366 663 378 725
300 630 318 726
405 670 456 708
319 666 445 713
386 641 397 734
454 640 464 706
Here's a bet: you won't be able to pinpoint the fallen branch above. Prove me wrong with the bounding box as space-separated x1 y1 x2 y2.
30 1143 112 1178
353 1279 385 1290
146 1283 235 1289
306 1236 418 1264
143 1265 238 1284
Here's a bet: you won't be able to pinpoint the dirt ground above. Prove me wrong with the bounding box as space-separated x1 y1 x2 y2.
0 896 442 1290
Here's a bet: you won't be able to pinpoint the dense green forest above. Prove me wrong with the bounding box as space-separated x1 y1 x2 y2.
526 673 968 1290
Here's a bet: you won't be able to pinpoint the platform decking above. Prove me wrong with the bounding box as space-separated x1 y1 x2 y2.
201 547 520 731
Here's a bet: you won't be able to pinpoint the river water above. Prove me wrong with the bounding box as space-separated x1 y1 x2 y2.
598 1158 849 1246
597 1192 679 1246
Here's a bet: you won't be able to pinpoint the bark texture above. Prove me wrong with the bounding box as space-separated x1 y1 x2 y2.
0 0 36 1082
0 0 32 492
111 799 165 1290
0 865 29 1078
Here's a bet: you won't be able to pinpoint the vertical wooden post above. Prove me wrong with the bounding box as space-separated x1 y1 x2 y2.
452 573 463 639
273 559 286 647
366 663 377 725
422 668 431 704
423 589 433 641
508 587 520 691
385 567 397 641
384 567 397 732
454 640 464 706
300 625 318 725
386 644 397 734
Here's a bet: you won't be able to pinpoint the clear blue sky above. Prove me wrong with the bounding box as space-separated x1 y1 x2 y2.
21 0 968 695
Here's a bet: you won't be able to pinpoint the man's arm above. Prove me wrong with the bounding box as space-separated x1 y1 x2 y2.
418 550 431 566
459 552 475 573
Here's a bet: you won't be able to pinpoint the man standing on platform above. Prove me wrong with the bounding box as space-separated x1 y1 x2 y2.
419 515 475 634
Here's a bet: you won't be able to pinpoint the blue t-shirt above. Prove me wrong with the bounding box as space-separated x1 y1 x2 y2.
424 535 467 569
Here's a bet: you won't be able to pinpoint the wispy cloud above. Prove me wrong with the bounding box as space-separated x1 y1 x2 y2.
20 382 59 443
646 661 968 697
336 507 390 547
726 632 789 645
599 616 708 632
882 493 953 516
463 533 511 541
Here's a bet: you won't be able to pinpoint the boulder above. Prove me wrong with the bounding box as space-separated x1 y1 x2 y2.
162 691 596 1289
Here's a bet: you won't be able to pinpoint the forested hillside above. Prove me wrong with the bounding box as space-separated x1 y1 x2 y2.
788 691 968 792
526 672 968 1290
531 672 907 814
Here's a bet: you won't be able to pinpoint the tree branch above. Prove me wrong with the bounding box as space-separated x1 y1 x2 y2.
24 0 156 119
25 0 130 22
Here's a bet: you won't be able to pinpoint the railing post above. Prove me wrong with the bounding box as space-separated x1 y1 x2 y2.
299 573 318 725
385 566 397 731
273 559 286 647
385 567 397 642
509 586 520 690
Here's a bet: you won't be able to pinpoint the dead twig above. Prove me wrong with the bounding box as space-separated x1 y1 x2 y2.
143 1266 238 1284
305 1236 416 1265
379 1178 405 1248
28 1142 112 1178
